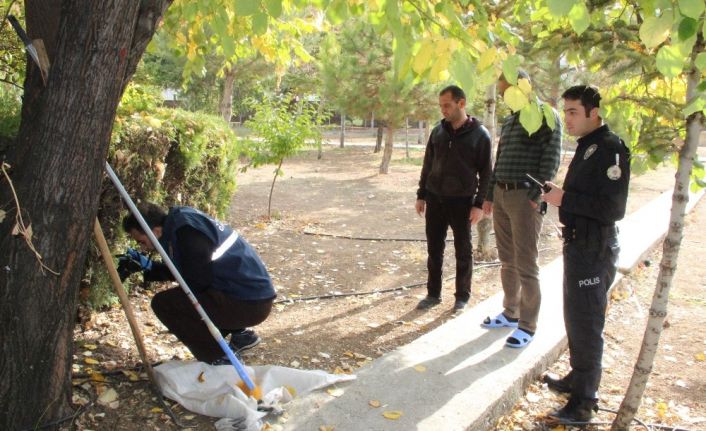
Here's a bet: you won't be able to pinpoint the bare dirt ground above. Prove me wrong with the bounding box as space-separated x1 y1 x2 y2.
64 144 705 430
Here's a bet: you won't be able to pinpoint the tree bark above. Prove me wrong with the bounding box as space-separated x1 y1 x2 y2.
379 125 395 174
374 123 384 153
0 1 171 428
612 34 705 430
219 66 236 123
476 83 497 260
339 112 345 148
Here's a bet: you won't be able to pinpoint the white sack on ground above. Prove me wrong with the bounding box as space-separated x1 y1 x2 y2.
155 361 356 425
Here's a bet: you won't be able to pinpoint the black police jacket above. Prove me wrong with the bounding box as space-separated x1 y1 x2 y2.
560 124 630 232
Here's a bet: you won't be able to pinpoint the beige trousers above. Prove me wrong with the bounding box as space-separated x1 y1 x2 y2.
492 185 544 332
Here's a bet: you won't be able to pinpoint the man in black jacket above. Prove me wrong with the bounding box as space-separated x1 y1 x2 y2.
542 85 630 423
119 203 276 364
415 85 492 312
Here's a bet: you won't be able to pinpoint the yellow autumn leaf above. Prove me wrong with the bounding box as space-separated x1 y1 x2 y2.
412 39 434 75
343 351 354 358
695 352 705 361
318 426 334 431
477 48 497 72
414 365 427 372
197 371 205 383
369 399 381 408
326 387 344 397
333 367 348 374
147 117 162 129
504 86 529 112
429 55 450 83
284 385 297 397
382 410 403 420
656 401 668 419
84 358 99 365
517 78 532 96
83 344 98 350
550 426 566 431
123 371 139 382
150 407 163 413
89 372 106 382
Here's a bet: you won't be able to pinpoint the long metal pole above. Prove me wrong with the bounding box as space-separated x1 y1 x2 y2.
104 162 256 391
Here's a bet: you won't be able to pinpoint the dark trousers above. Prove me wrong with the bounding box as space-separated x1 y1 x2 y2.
424 195 473 302
563 235 619 400
152 287 273 362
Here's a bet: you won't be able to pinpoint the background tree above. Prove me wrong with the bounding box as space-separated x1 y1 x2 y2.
242 93 328 218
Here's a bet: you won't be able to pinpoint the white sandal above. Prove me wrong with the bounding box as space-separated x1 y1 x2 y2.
481 312 519 328
505 328 533 348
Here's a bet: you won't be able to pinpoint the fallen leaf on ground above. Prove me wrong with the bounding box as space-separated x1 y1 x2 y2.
89 372 106 382
413 365 426 372
383 411 403 420
319 426 334 431
326 387 344 397
369 400 381 408
695 352 705 361
150 407 163 413
97 388 118 406
197 372 205 383
84 358 99 365
83 344 98 350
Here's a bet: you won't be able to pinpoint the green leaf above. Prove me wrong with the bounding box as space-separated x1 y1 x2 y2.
678 0 705 19
450 55 476 97
698 80 706 92
682 96 706 116
519 102 543 135
542 103 557 131
326 0 348 25
264 0 282 18
252 12 269 35
502 55 522 85
696 53 706 72
639 13 673 48
504 86 529 112
235 0 261 16
547 0 577 17
568 2 590 35
655 44 687 77
678 17 698 40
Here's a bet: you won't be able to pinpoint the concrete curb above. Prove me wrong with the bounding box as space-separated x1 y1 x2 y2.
280 189 704 431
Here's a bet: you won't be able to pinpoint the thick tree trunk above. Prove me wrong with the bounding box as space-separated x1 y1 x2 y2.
374 123 384 153
0 2 171 429
476 83 497 260
612 35 705 430
379 125 395 174
219 66 236 123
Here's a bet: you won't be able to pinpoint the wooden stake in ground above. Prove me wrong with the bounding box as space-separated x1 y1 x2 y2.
92 219 157 385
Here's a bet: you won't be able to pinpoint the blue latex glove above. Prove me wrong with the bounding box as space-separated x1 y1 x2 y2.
117 248 152 281
125 247 153 271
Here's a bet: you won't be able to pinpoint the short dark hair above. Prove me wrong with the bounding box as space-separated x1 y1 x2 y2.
562 85 601 117
122 202 167 233
439 85 466 102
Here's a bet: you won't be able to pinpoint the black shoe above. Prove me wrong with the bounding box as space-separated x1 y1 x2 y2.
230 329 261 352
543 372 572 394
209 350 242 366
548 397 598 424
453 300 467 312
416 296 441 310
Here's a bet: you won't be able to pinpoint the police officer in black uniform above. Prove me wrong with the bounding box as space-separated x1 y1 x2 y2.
541 85 630 423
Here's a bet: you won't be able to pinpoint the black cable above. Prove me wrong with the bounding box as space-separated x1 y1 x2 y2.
302 230 451 241
273 261 501 304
